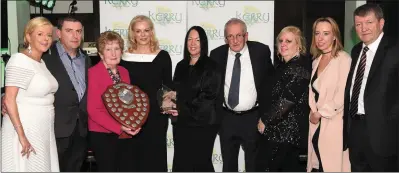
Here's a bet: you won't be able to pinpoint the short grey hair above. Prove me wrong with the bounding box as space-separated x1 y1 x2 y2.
224 18 247 37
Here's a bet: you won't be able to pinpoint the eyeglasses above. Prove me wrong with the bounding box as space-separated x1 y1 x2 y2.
226 33 246 41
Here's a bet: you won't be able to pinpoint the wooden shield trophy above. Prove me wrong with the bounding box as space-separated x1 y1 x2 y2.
102 82 150 138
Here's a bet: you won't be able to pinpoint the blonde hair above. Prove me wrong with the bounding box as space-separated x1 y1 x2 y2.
96 31 125 55
127 15 159 53
310 17 343 59
24 16 53 47
276 26 306 56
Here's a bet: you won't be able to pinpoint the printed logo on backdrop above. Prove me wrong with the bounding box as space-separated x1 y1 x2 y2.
212 149 223 164
148 6 183 26
159 38 183 56
104 22 130 49
104 0 139 9
166 132 174 148
167 164 173 172
236 6 270 26
200 22 225 41
192 0 226 10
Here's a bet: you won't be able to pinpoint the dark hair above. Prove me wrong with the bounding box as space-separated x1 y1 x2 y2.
57 16 82 29
183 26 209 62
354 3 384 20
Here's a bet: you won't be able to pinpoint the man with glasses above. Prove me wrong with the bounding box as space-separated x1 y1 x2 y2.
210 18 274 172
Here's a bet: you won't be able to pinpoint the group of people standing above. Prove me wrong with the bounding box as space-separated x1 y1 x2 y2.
1 3 399 172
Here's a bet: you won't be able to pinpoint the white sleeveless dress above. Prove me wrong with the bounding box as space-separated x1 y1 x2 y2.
2 53 59 172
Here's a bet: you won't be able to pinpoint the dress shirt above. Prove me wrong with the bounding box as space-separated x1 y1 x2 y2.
224 44 257 111
350 32 384 114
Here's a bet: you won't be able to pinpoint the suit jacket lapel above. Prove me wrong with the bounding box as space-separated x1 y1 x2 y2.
50 44 79 99
364 35 389 94
221 46 229 93
345 44 362 98
247 42 260 89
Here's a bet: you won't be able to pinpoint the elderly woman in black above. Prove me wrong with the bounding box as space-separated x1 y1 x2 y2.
164 26 222 172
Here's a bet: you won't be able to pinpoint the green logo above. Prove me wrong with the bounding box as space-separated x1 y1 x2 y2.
148 6 183 26
192 0 225 10
104 0 139 8
166 132 175 148
104 22 129 39
104 22 130 49
200 22 225 40
159 38 183 56
236 6 270 26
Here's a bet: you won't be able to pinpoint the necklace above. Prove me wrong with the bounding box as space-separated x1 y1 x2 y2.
321 50 332 54
106 68 121 84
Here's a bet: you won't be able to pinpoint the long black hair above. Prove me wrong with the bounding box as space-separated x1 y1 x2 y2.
183 26 209 62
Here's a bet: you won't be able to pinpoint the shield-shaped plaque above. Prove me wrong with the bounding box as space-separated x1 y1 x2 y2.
102 82 150 134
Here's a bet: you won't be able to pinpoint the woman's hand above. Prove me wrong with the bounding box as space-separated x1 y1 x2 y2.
121 126 141 136
257 119 265 134
162 110 178 116
310 111 322 124
19 135 36 158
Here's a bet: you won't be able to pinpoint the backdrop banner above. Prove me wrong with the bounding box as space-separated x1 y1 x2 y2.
100 1 274 171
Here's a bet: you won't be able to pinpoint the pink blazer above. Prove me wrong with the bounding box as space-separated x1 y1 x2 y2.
307 51 351 172
87 62 130 134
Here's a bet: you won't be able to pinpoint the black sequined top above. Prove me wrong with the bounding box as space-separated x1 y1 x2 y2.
261 55 311 146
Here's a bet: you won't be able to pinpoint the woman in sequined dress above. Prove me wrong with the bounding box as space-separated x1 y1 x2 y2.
256 26 311 172
307 17 351 172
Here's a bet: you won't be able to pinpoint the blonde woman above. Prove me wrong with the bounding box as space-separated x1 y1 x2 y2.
307 17 351 172
2 17 59 172
119 15 172 171
257 26 310 171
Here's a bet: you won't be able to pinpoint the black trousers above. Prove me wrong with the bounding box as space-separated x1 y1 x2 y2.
89 131 132 171
172 125 218 172
219 109 259 172
312 122 323 172
349 118 397 171
256 138 303 172
56 121 87 172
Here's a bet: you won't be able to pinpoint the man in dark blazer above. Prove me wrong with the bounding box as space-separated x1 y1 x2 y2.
42 17 91 172
343 4 399 171
210 18 274 172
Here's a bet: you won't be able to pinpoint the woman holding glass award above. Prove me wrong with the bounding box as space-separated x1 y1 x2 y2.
163 26 222 171
87 31 141 171
120 15 173 172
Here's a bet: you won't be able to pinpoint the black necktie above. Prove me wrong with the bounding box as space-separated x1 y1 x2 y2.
350 46 369 117
228 53 241 109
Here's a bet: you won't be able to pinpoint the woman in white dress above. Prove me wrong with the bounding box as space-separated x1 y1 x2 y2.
2 17 59 172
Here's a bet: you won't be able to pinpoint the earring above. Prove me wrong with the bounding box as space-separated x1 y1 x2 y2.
28 45 32 54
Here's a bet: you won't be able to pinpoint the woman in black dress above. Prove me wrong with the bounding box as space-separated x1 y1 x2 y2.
119 15 172 172
257 26 311 172
164 26 222 172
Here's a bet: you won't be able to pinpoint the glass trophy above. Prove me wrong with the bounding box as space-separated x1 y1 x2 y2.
157 84 177 111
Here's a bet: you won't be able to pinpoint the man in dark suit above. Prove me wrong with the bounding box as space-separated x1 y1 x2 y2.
43 16 91 172
343 4 399 171
210 18 274 172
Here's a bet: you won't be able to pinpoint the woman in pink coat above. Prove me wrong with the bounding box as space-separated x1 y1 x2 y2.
307 17 351 172
87 31 141 171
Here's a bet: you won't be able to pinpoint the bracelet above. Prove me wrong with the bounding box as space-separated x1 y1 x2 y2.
14 124 22 130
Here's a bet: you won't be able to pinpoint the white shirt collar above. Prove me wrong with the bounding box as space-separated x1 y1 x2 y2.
363 32 384 53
